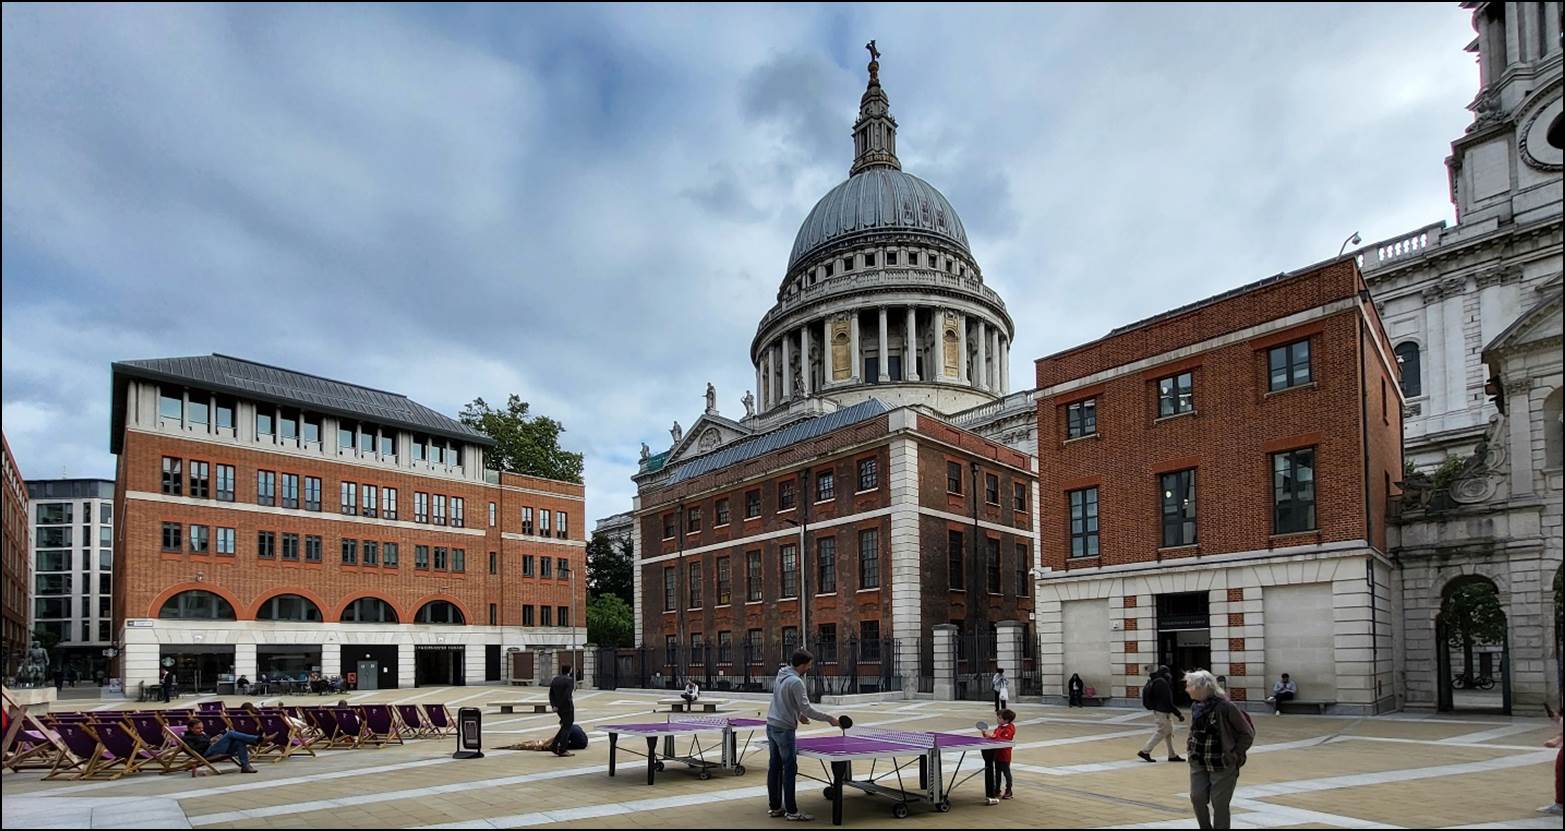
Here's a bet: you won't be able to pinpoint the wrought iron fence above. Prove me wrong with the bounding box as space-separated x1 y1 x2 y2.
602 639 905 696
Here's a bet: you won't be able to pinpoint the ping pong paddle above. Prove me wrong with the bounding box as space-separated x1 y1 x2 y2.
837 714 853 734
975 720 989 733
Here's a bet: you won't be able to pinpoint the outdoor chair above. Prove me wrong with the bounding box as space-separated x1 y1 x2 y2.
158 724 234 776
422 704 455 736
357 705 403 746
43 722 108 780
91 720 163 780
257 712 316 761
394 704 432 739
330 707 371 748
126 714 181 773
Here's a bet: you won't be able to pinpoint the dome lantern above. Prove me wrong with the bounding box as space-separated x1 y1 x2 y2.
851 40 901 176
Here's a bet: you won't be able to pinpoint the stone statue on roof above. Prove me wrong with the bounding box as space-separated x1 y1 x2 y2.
640 442 650 462
705 382 718 415
670 421 683 445
742 390 755 419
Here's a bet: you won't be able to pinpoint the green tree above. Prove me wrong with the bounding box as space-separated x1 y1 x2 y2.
1441 579 1507 679
460 395 584 483
587 594 634 649
586 533 633 604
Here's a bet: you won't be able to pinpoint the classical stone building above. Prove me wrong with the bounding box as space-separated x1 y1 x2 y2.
1352 0 1562 712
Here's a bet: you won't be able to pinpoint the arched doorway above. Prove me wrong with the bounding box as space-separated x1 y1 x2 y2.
1435 575 1510 714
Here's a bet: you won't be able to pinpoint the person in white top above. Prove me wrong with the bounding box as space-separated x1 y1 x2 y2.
681 680 700 705
992 668 1010 714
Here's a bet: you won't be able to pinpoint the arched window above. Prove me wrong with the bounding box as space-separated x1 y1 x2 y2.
255 594 323 622
159 590 236 620
415 600 465 625
340 597 399 624
1544 389 1563 469
1395 342 1422 397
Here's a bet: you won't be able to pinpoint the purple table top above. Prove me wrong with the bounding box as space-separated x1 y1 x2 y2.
796 730 1012 759
605 717 766 735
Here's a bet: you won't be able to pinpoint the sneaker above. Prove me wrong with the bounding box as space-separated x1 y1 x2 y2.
1001 790 1014 800
768 809 786 818
986 798 1000 806
240 766 259 774
784 812 814 822
1136 751 1154 763
1538 804 1563 815
1273 711 1281 716
1166 755 1185 762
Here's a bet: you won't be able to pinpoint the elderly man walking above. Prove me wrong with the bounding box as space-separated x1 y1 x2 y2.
1184 670 1255 829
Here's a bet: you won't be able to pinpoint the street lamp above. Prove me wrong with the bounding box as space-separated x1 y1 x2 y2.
1338 231 1362 257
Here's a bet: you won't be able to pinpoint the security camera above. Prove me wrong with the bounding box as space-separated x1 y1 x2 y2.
1030 566 1053 578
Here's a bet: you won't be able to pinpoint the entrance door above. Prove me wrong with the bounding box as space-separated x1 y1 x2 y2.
356 661 379 691
485 645 501 682
1156 592 1212 707
1437 577 1509 715
416 647 465 686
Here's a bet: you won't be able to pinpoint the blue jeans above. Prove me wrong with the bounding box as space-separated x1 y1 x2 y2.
766 725 798 814
208 731 260 767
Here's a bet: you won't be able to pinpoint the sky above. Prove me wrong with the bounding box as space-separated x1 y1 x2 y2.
2 2 1478 525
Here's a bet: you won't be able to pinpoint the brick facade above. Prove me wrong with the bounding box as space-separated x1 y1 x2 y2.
2 433 28 675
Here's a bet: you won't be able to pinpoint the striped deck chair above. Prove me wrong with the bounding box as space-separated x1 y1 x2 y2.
257 712 315 761
330 707 371 748
159 724 228 777
423 704 456 736
357 705 403 746
394 704 433 739
44 722 111 780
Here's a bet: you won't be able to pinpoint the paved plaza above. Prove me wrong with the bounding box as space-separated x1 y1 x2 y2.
2 687 1559 829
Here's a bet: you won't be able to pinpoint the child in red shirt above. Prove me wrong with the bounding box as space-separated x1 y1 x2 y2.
984 708 1017 803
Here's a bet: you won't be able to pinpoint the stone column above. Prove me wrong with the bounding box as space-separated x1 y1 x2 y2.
850 314 862 383
800 325 812 397
991 327 1002 393
995 621 1024 700
932 624 958 701
905 306 920 381
464 644 487 686
397 641 415 690
877 306 890 382
781 335 793 401
755 363 764 412
822 318 834 387
321 644 342 679
1000 338 1010 395
235 642 257 687
760 350 770 410
957 314 969 386
976 320 988 391
1506 377 1534 496
582 643 598 689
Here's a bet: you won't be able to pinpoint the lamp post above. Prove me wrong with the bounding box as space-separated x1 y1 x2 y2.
785 469 814 699
1338 231 1362 257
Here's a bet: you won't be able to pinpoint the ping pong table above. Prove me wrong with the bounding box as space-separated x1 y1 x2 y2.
603 715 765 785
796 727 1014 825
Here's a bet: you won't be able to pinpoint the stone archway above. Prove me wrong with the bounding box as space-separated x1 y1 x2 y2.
1436 575 1509 714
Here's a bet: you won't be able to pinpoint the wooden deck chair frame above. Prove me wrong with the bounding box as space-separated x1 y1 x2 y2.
158 724 229 776
2 691 69 773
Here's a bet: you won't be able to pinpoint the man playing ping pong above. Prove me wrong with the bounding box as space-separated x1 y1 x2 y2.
767 649 840 821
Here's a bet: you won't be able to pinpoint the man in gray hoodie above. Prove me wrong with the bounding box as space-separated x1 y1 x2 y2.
767 650 839 821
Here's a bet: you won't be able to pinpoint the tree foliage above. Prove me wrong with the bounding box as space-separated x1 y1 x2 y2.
459 395 583 483
586 532 634 604
1441 579 1507 677
587 594 634 649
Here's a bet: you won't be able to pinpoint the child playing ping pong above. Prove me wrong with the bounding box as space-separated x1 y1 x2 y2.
982 709 1017 803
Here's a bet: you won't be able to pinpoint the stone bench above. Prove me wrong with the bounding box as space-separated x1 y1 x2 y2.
1276 700 1334 715
658 698 727 713
491 701 551 714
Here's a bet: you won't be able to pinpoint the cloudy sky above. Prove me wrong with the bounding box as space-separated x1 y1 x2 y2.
2 3 1476 522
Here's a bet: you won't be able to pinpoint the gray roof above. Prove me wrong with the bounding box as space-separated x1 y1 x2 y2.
665 399 890 485
111 354 492 453
788 169 970 272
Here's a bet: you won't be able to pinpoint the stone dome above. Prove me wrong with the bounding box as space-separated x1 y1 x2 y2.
787 168 971 272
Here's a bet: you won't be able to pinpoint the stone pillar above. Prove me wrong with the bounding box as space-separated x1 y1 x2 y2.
878 306 890 382
976 320 988 391
781 336 792 401
1000 338 1009 394
1506 377 1534 496
234 642 257 686
465 644 487 686
995 621 1024 699
821 318 834 387
760 350 770 410
905 306 920 381
755 363 764 412
932 624 958 701
991 329 1002 393
321 644 342 679
583 643 598 689
397 641 415 690
800 325 812 397
957 314 969 386
850 314 862 383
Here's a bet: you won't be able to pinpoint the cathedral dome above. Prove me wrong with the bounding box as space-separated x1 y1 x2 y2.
787 168 970 271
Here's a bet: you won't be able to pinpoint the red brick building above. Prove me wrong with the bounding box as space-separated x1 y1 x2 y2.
631 402 1038 695
2 432 30 677
1032 259 1403 714
110 355 584 692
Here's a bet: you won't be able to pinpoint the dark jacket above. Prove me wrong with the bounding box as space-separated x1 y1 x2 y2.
1145 676 1178 714
1207 697 1255 768
548 674 574 710
185 731 212 755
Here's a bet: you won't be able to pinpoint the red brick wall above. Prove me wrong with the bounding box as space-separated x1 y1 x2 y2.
1 433 28 671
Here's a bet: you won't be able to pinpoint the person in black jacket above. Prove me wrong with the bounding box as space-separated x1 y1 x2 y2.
1137 666 1186 763
547 666 576 757
1068 673 1086 707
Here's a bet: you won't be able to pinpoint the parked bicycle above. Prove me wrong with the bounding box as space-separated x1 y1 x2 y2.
1452 673 1496 690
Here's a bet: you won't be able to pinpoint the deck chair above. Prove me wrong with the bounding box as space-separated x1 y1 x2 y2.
257 712 316 761
195 713 232 738
196 701 226 714
125 714 181 773
423 704 455 736
331 707 371 748
2 691 68 774
159 724 229 776
357 705 403 746
394 704 432 739
43 722 111 780
304 707 344 746
91 719 161 780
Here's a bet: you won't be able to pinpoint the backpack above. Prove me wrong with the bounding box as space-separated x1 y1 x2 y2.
1141 678 1157 709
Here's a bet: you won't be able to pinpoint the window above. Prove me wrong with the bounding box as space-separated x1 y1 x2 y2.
159 590 235 620
216 464 235 502
522 555 535 577
1157 371 1195 417
1395 342 1422 397
816 623 838 663
558 606 568 627
161 457 183 496
746 629 764 664
817 470 835 501
688 562 702 608
522 605 535 626
985 473 999 505
716 556 731 605
858 528 880 589
189 524 210 554
37 527 71 548
746 551 762 601
541 606 552 627
780 545 798 597
539 508 549 535
253 470 274 507
718 631 733 664
302 414 321 444
362 484 377 518
860 621 882 660
523 506 535 534
948 529 965 589
305 535 322 562
214 397 234 430
1069 487 1100 557
782 626 799 656
556 557 568 579
415 545 430 569
745 490 761 518
338 421 356 451
488 502 497 527
540 556 552 579
378 431 395 458
213 527 234 556
383 487 397 520
282 533 299 561
687 506 702 534
1273 448 1317 533
1160 469 1198 547
256 407 275 438
256 530 275 559
1016 544 1031 596
986 537 1001 593
1268 339 1312 391
1067 398 1097 438
281 473 299 509
279 409 298 441
778 479 796 511
363 540 379 566
416 600 465 625
359 423 375 455
1013 482 1026 511
817 537 836 593
338 481 355 514
452 548 465 573
556 511 566 538
947 461 963 494
384 542 398 567
340 538 356 565
433 494 447 526
415 492 429 523
161 522 182 551
433 546 448 570
452 497 465 528
487 604 497 626
858 457 878 491
663 566 676 611
36 503 72 524
716 499 731 526
340 597 397 623
489 551 498 575
189 461 209 498
886 251 898 266
159 388 183 422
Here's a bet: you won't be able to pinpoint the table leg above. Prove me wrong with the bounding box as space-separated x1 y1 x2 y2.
646 736 658 785
609 733 617 777
831 760 847 826
918 755 927 791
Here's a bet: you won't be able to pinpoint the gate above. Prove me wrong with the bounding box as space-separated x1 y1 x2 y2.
1436 613 1511 715
955 630 997 702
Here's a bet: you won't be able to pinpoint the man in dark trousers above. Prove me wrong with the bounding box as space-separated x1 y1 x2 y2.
160 667 175 702
547 666 576 757
1138 665 1186 763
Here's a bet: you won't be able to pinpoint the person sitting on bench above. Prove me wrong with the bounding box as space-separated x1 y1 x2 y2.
185 718 260 774
1266 673 1297 715
682 680 701 705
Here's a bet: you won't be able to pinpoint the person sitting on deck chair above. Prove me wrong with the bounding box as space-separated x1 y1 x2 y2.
185 718 260 775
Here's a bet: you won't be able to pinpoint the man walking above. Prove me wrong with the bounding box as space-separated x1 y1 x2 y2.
992 667 1010 714
767 650 838 821
1137 665 1185 763
547 665 576 757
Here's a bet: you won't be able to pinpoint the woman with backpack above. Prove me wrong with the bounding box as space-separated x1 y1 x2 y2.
1183 670 1254 830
